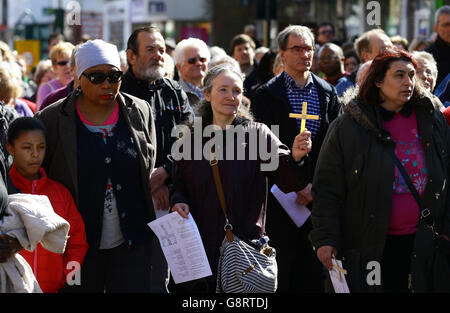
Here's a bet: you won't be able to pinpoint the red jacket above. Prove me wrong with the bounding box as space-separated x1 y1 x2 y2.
9 165 89 293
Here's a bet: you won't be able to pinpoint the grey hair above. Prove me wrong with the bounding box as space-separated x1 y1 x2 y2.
208 55 241 73
202 62 245 94
411 50 438 89
173 37 211 65
277 25 315 51
435 5 450 25
209 46 227 60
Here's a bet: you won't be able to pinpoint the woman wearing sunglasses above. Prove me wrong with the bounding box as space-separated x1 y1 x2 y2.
36 41 74 110
35 39 161 293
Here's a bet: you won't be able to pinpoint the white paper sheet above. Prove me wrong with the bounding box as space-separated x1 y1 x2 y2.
148 212 212 284
270 184 311 227
329 258 350 293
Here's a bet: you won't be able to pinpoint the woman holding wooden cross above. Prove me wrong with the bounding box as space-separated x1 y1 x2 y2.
170 63 312 292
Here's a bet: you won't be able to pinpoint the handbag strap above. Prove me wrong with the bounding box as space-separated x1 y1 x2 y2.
386 145 439 237
209 150 269 243
209 150 234 242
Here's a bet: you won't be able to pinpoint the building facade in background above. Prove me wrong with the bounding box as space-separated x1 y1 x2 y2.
0 0 446 64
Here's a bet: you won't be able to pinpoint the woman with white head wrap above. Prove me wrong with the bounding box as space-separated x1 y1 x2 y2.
35 39 162 292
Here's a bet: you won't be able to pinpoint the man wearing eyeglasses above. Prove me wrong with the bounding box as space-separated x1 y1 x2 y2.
316 23 337 46
173 37 211 108
251 25 341 293
120 26 193 292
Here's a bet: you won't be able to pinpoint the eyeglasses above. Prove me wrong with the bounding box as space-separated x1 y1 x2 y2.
285 45 315 54
55 60 70 66
187 57 207 64
319 30 334 35
82 71 123 84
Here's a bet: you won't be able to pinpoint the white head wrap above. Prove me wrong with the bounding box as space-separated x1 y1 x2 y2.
75 39 121 79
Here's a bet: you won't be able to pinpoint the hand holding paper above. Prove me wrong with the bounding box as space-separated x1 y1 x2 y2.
148 212 212 284
329 257 350 293
271 184 311 228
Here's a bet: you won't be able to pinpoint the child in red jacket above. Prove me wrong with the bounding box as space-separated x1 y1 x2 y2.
6 117 89 293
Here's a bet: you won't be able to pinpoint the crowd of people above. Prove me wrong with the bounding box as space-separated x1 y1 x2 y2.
0 5 449 293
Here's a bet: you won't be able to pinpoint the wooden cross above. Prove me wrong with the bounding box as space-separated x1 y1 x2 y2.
332 256 347 283
289 101 319 133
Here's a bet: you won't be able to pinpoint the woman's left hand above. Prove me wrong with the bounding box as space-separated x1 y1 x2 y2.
292 130 312 162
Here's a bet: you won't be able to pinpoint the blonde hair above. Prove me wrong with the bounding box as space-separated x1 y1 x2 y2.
49 41 75 64
390 35 408 50
0 65 23 102
0 41 15 63
273 53 285 75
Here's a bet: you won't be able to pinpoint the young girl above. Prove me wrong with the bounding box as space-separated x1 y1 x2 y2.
6 117 89 293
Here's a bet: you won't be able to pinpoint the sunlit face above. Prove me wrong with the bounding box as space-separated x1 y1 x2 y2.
177 46 208 85
376 60 416 109
280 34 314 75
318 47 342 76
53 53 72 85
416 58 435 91
233 43 255 66
435 13 450 44
6 130 46 181
204 70 243 120
344 56 359 73
129 31 165 81
79 64 122 107
317 25 334 44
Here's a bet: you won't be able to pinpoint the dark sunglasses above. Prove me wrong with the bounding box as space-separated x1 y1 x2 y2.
319 30 334 35
82 71 123 84
187 57 207 64
55 60 70 66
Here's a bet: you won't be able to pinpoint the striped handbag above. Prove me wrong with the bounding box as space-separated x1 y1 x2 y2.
210 152 278 293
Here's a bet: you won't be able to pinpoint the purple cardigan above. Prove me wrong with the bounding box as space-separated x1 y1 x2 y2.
171 121 309 277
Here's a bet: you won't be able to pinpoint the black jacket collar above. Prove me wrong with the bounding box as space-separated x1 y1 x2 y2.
379 101 414 121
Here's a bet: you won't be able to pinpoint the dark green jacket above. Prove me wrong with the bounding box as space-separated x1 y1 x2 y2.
309 95 450 292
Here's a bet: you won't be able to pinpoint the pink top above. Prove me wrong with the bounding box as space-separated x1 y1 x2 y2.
36 79 64 110
383 110 427 235
75 102 119 126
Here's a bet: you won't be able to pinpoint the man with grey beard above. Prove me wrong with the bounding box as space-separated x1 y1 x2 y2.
121 26 192 292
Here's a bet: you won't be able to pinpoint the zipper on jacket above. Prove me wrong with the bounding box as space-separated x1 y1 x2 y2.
32 180 38 279
32 180 37 194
